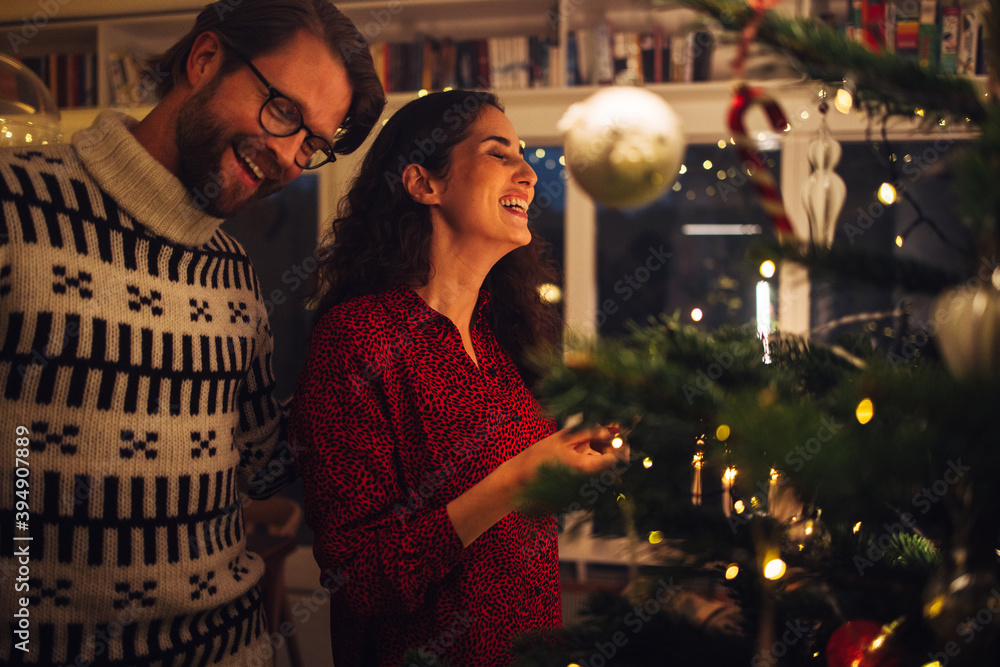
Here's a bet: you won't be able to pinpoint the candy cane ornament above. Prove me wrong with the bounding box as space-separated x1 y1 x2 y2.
727 83 795 243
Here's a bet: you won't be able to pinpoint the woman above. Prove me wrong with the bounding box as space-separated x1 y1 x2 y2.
290 90 620 666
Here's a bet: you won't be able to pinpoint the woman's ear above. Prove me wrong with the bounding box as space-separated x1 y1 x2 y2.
402 164 442 205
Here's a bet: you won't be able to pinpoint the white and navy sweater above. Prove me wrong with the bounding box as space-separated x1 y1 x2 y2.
0 111 285 666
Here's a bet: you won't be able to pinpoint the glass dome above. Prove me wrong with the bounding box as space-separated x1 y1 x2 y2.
0 53 62 146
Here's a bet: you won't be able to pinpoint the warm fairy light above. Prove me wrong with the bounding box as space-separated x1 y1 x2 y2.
895 235 904 247
692 452 704 469
925 596 945 619
800 110 810 120
725 564 739 579
417 89 429 97
853 521 862 533
535 148 546 159
734 500 746 513
691 308 704 322
649 530 664 544
643 457 653 469
718 139 727 149
537 283 562 304
443 86 453 92
716 425 730 441
915 108 925 117
804 521 814 536
679 164 687 174
24 134 32 143
723 467 738 484
834 88 853 113
764 558 787 580
702 160 713 170
877 182 897 205
519 140 526 149
770 468 779 483
760 260 776 278
856 398 875 425
611 436 624 449
616 493 626 503
871 634 886 650
558 155 566 166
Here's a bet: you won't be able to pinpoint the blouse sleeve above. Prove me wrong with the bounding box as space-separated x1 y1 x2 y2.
289 309 465 619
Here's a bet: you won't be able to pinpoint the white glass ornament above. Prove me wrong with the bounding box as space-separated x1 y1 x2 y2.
801 103 846 248
559 87 686 209
933 282 1000 379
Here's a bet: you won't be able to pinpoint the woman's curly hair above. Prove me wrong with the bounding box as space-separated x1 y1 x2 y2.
312 89 561 386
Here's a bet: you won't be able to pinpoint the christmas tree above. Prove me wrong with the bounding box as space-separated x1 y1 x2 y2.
514 1 1000 665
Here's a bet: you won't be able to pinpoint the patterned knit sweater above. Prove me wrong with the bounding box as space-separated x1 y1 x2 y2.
0 111 284 666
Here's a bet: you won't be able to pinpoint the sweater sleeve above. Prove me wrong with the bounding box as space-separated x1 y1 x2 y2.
234 311 290 488
290 310 465 618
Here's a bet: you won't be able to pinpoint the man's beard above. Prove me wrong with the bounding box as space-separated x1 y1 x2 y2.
175 83 285 219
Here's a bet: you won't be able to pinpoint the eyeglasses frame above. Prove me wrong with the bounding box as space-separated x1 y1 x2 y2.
224 44 337 170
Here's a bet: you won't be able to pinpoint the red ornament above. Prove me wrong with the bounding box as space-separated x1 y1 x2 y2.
726 84 793 243
825 620 902 667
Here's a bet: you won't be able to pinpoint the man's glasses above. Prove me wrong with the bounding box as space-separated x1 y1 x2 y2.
227 46 336 170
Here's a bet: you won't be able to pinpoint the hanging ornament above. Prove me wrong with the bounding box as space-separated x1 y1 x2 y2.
922 564 1000 646
825 619 902 667
727 83 794 243
801 89 847 248
932 279 1000 379
559 86 686 209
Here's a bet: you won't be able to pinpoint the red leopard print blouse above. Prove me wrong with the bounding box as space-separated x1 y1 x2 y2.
290 285 560 666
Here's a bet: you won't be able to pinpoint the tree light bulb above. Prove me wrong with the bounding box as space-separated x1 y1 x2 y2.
764 558 787 580
725 564 739 579
759 260 776 278
856 398 875 425
835 88 853 113
877 182 897 205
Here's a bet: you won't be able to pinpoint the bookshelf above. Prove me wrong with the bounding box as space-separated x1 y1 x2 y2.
0 0 990 338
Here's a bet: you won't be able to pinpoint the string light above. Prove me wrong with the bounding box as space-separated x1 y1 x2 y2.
856 398 875 425
643 457 653 469
611 436 624 449
877 182 897 205
734 500 746 513
895 235 904 247
725 564 739 579
835 88 853 113
649 531 664 544
764 558 787 580
760 260 776 279
716 424 731 441
691 308 704 322
853 521 862 533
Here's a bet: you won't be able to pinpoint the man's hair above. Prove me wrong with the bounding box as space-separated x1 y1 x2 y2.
153 0 385 156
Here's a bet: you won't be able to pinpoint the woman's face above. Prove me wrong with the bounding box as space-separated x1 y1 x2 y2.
427 105 538 255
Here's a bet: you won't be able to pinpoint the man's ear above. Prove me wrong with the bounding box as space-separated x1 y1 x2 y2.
185 31 226 91
402 164 442 205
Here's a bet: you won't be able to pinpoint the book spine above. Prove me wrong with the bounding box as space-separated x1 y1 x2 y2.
939 2 960 72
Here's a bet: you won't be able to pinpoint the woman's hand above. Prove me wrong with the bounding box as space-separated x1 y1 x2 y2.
509 426 627 492
447 425 627 547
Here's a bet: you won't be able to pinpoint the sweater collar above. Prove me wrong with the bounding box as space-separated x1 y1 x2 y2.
71 110 222 247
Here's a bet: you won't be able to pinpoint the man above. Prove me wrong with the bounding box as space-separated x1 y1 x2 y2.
0 1 384 665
